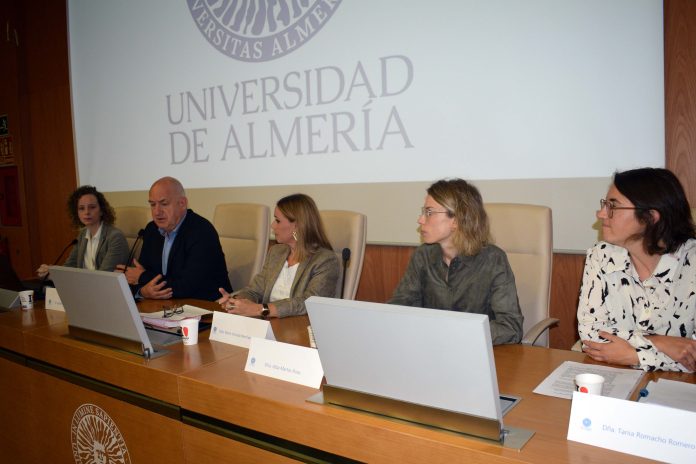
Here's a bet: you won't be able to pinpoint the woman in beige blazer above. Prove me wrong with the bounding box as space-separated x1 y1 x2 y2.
218 194 339 318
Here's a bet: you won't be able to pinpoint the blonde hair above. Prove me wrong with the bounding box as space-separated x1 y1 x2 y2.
427 178 490 256
276 194 333 262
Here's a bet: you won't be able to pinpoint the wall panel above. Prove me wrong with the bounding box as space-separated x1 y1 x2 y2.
666 0 696 205
20 0 77 275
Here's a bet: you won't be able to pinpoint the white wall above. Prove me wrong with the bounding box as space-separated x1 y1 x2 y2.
105 177 609 252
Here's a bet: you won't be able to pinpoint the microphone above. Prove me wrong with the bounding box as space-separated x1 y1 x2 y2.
42 238 78 281
126 229 145 266
340 247 351 299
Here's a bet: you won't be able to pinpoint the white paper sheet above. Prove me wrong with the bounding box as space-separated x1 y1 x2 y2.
533 361 644 399
638 379 696 412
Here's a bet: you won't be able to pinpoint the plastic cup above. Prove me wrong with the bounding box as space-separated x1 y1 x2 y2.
575 373 605 395
180 318 200 345
19 290 34 310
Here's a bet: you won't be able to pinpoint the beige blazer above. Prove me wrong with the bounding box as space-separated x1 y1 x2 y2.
232 244 339 318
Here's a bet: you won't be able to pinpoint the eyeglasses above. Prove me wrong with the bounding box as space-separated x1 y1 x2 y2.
599 199 641 218
420 207 450 218
161 305 184 318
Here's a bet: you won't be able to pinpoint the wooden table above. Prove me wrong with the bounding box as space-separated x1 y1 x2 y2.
178 341 694 464
0 300 243 463
0 301 693 463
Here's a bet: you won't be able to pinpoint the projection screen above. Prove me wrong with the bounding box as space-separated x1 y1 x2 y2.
68 0 664 251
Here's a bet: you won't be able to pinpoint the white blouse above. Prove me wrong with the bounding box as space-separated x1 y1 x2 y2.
577 239 696 372
269 261 299 302
83 224 103 271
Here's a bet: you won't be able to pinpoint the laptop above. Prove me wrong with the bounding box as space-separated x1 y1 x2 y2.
0 254 24 292
49 266 180 358
0 253 39 310
0 288 20 310
0 253 53 304
306 296 526 444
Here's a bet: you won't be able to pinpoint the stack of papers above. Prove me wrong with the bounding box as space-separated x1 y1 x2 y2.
638 379 696 412
533 361 645 400
140 305 213 329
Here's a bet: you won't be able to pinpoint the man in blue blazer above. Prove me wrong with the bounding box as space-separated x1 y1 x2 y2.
118 177 231 300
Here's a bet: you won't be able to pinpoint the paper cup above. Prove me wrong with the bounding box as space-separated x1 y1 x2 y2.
19 290 34 310
180 318 200 345
575 373 604 395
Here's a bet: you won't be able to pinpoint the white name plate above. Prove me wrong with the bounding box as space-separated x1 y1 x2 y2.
245 337 323 389
209 312 275 348
44 287 64 311
568 391 696 463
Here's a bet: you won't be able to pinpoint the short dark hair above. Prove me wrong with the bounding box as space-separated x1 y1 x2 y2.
66 185 116 228
614 168 695 254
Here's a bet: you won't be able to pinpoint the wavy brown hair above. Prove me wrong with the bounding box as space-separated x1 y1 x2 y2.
67 185 115 228
276 194 332 262
427 178 490 256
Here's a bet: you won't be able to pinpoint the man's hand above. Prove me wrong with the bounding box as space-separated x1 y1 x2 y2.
217 287 233 308
139 274 173 300
115 258 146 286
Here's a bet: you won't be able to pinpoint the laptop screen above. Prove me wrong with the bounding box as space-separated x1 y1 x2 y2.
0 254 26 292
306 296 502 421
49 266 156 357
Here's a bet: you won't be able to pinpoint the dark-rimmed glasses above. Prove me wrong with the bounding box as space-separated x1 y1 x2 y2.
599 199 641 218
162 305 184 318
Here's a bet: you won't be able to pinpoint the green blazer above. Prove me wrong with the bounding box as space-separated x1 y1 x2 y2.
233 244 340 318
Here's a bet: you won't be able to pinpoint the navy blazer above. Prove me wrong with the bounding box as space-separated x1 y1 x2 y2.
136 209 231 300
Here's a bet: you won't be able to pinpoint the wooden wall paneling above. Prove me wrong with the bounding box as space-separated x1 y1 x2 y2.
19 0 77 278
548 253 585 350
0 0 32 278
355 244 414 304
665 0 696 205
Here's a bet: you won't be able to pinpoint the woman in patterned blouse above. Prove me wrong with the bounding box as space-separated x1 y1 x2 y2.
578 168 696 372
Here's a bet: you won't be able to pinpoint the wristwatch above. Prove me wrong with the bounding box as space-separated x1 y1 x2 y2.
261 303 270 319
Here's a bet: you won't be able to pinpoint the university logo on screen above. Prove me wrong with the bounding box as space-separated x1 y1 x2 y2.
71 403 131 464
187 0 341 62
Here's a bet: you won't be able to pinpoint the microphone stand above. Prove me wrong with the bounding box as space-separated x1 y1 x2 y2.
42 238 78 283
126 229 145 266
340 247 351 299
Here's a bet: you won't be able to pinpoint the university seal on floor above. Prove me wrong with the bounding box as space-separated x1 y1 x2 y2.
71 404 131 464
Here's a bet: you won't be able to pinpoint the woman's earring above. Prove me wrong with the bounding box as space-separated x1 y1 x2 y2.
292 230 298 241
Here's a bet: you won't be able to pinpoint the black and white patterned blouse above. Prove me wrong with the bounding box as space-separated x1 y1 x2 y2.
577 239 696 372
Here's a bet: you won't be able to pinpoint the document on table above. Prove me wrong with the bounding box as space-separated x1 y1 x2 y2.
533 361 644 400
638 379 696 412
